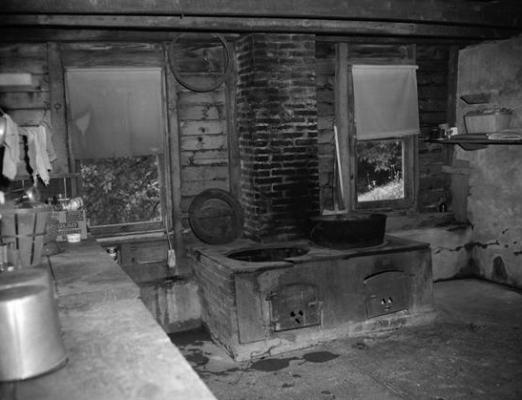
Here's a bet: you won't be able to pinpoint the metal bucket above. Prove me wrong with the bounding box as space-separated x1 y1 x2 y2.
0 268 67 381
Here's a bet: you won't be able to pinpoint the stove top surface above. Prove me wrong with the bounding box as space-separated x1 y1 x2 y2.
192 235 430 273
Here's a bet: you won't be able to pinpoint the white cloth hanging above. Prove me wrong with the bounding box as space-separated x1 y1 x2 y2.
25 125 54 185
2 114 20 180
352 65 420 140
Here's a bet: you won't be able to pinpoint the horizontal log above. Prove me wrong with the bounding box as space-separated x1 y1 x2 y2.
1 0 520 28
181 134 227 151
181 165 229 181
177 90 225 106
0 15 517 39
0 43 47 57
416 45 450 61
180 120 225 136
181 179 229 197
0 28 239 43
0 56 48 74
62 44 160 67
348 44 411 59
178 104 224 121
417 74 447 86
0 73 49 93
418 98 447 112
180 149 228 166
5 109 50 125
418 86 448 99
419 112 447 125
0 91 49 109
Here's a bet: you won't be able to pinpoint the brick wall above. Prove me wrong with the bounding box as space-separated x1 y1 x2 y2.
236 33 320 241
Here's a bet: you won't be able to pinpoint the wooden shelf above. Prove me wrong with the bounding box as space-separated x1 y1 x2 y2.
427 135 522 150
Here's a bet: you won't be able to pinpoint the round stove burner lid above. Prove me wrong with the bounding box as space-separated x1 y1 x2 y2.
188 188 244 244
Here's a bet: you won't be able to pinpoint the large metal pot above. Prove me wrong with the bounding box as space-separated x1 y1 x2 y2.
0 268 67 381
310 212 387 249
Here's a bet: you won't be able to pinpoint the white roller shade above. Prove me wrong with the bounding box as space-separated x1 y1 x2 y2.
352 65 420 140
66 68 164 159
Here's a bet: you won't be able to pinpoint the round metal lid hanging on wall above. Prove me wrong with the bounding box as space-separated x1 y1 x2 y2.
167 32 232 93
188 188 244 244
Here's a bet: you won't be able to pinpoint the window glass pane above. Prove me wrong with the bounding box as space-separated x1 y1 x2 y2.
80 155 162 226
356 139 404 202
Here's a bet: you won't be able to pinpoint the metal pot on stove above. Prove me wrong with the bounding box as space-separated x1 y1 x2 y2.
310 212 386 249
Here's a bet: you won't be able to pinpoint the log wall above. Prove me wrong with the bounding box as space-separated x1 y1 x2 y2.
0 39 231 224
0 35 458 233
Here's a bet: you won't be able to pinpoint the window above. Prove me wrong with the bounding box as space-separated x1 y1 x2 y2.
65 67 169 234
335 61 419 211
351 64 418 210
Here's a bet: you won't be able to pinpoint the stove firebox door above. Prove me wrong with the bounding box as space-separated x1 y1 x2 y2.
268 284 321 332
364 270 408 318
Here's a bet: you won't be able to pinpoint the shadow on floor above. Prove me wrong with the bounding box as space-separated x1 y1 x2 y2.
169 279 522 400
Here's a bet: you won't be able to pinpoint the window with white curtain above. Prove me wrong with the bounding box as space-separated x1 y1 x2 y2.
351 64 419 208
65 67 168 231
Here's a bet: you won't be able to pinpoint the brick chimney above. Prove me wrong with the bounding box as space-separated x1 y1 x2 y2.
236 33 319 241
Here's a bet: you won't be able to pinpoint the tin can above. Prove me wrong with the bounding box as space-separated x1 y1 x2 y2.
63 197 83 211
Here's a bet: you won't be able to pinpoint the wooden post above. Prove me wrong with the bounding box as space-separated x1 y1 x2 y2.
46 42 69 175
225 41 240 199
163 43 185 264
445 45 459 164
334 42 352 211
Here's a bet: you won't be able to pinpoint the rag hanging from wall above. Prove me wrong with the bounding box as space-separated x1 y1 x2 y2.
0 108 56 185
23 123 57 185
167 33 232 93
0 109 20 181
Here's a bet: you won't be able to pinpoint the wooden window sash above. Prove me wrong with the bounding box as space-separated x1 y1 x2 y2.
335 43 418 212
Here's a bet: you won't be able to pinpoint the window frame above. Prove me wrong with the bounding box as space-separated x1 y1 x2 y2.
63 64 173 237
334 43 419 213
355 134 417 210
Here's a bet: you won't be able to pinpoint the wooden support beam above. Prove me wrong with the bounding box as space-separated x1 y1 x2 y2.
225 45 240 200
0 28 482 45
334 43 351 211
2 0 521 28
162 44 185 262
47 42 70 175
0 15 518 40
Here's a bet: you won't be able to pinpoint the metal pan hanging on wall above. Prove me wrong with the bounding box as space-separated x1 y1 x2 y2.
167 33 232 93
188 188 244 244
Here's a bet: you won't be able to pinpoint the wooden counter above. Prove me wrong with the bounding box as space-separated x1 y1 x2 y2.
0 239 216 400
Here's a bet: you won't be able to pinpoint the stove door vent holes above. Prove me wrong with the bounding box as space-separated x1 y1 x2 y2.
364 270 409 318
268 283 321 332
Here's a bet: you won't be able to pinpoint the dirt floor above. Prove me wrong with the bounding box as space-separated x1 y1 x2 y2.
170 279 522 400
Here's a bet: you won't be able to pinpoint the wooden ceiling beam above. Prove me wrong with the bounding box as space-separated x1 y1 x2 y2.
0 15 517 40
1 0 521 28
0 27 480 45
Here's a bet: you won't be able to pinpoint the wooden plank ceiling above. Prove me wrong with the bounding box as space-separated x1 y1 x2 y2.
1 0 521 39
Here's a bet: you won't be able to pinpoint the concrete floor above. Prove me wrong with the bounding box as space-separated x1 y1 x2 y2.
170 279 522 400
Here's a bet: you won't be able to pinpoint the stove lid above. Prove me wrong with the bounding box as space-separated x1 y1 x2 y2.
188 188 244 244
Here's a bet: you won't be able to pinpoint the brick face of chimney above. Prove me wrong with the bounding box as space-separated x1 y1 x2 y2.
236 33 319 242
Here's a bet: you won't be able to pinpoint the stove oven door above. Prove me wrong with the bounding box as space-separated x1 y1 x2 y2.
364 270 409 318
268 283 321 332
